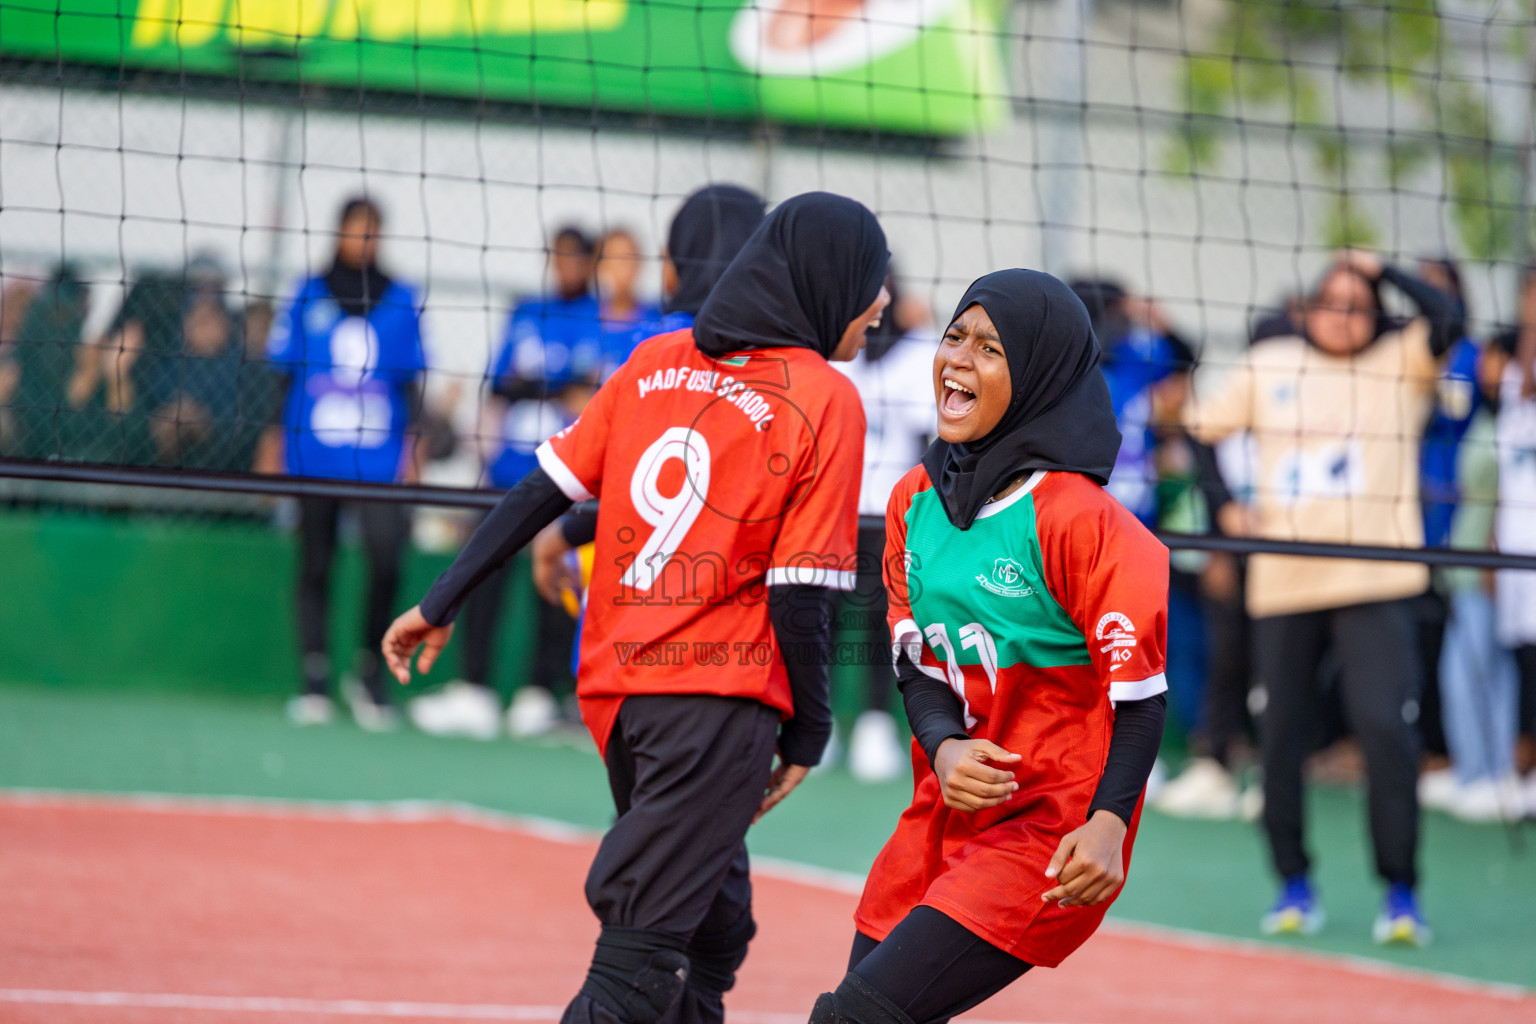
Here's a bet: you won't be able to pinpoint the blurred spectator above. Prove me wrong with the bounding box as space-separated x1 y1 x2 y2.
1493 265 1536 812
439 226 601 740
5 266 91 461
1070 279 1194 527
266 196 426 732
833 270 934 782
1158 304 1293 818
594 227 661 376
654 184 766 335
1185 250 1462 944
0 277 39 452
135 256 271 472
1402 258 1481 770
71 271 188 465
1074 279 1207 772
1159 414 1261 820
1417 258 1480 549
1416 319 1523 823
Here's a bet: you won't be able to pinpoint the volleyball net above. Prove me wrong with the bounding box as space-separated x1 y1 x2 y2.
1 0 1534 569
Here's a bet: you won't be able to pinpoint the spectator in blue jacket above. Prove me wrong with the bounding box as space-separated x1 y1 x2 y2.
267 196 426 732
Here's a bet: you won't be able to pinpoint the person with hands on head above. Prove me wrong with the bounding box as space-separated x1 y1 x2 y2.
811 270 1167 1024
384 191 889 1024
1184 248 1463 947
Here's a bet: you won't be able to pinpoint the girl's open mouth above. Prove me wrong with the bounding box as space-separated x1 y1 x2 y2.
941 377 978 418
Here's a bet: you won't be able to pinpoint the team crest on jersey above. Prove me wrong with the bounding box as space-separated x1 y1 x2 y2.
976 557 1034 597
1096 612 1137 667
304 297 340 335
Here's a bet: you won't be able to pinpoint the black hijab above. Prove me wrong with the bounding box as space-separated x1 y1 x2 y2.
922 269 1121 530
326 259 393 319
326 198 393 318
693 192 890 358
665 184 767 316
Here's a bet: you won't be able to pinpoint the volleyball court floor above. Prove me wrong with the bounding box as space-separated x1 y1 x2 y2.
3 792 1531 1024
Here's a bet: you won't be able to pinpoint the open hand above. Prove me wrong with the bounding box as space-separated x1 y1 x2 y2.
1337 248 1383 281
933 738 1021 812
1041 810 1128 908
381 605 455 686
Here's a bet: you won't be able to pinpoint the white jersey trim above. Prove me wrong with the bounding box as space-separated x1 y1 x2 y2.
890 616 924 669
973 471 1047 520
1109 672 1168 703
535 441 594 502
766 566 858 591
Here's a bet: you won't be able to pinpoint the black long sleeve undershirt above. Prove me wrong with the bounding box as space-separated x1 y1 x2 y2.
895 651 970 767
768 583 835 767
1087 692 1167 825
419 467 572 626
1380 265 1463 358
896 651 1167 826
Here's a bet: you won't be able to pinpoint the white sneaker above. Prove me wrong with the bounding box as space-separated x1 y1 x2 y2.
1417 767 1459 812
506 686 559 739
848 710 906 783
409 681 501 740
341 675 400 733
1238 782 1264 822
286 694 334 726
1144 757 1168 804
1449 776 1525 824
1154 758 1240 818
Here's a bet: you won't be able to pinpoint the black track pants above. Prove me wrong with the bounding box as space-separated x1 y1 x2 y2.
296 497 409 701
1254 598 1422 887
845 907 1032 1024
564 694 780 1024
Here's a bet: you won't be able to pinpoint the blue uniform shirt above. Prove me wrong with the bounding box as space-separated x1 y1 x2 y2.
487 294 603 488
268 276 425 482
1100 327 1182 525
597 302 665 380
1420 336 1482 548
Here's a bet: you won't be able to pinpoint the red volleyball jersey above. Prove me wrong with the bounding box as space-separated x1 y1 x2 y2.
536 329 865 754
855 466 1168 968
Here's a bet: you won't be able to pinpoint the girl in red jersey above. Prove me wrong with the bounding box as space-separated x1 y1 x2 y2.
383 192 890 1024
810 270 1169 1024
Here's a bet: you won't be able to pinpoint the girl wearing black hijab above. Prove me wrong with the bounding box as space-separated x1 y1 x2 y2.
382 192 889 1024
811 270 1169 1024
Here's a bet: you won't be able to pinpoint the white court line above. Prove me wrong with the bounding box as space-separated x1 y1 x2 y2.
0 990 1064 1024
3 787 1531 1004
0 990 563 1019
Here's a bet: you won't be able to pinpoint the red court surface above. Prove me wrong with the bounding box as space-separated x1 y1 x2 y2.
1 795 1530 1024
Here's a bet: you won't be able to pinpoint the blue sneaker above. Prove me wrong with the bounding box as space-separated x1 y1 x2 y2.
1373 883 1431 947
1261 875 1325 935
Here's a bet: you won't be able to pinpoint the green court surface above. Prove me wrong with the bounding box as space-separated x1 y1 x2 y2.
1 680 1531 990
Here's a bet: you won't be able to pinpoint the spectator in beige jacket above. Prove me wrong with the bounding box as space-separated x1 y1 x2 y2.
1185 250 1461 948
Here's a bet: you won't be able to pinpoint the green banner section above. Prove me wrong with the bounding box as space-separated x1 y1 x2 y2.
0 0 1006 134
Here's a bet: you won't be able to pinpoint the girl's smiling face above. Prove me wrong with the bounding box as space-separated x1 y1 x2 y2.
934 303 1012 442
